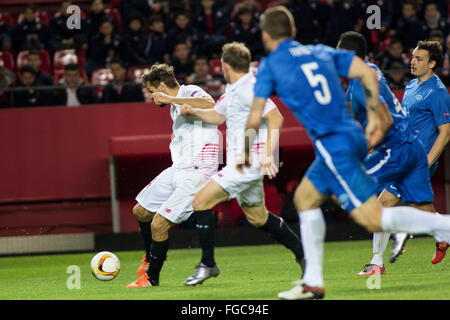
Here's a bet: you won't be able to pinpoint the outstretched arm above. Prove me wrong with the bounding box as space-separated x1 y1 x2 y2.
179 104 226 125
152 92 215 109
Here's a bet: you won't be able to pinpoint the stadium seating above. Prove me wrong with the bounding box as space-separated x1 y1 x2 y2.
17 11 50 26
105 7 123 34
0 12 15 27
0 51 15 73
209 59 223 76
54 67 89 85
53 49 78 70
91 68 113 97
16 49 52 75
127 66 149 83
249 60 259 74
127 66 151 101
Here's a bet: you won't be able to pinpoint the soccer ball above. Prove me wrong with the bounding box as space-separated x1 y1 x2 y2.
90 251 120 281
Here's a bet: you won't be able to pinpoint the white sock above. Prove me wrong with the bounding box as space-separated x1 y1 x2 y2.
298 208 326 287
381 207 450 242
370 232 390 266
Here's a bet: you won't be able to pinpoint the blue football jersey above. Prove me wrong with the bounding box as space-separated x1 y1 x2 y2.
254 40 361 141
346 61 417 150
402 75 450 154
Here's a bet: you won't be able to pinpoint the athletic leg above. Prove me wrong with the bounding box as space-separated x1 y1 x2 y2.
278 177 327 300
241 205 305 270
132 203 155 276
185 179 230 286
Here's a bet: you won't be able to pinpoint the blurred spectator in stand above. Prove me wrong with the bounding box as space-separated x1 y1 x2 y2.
123 14 148 66
359 0 394 56
85 18 124 76
86 0 119 41
429 29 446 50
231 0 263 25
9 66 49 108
192 0 229 57
230 5 264 60
166 12 201 55
394 1 426 53
0 65 15 108
322 0 360 47
291 0 325 45
0 17 11 51
11 4 49 51
442 34 450 86
49 0 87 52
376 38 410 74
101 59 145 103
421 2 449 38
170 41 194 83
145 15 169 65
385 62 410 90
186 56 224 99
26 51 53 86
52 63 98 106
120 0 152 24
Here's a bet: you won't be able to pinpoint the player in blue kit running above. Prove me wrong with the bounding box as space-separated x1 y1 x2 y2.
383 41 450 264
240 6 450 300
336 32 435 275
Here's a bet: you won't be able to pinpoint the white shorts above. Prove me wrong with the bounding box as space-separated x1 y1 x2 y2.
135 166 210 224
212 165 264 207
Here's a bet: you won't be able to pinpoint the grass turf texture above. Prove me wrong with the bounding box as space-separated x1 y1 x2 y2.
1 237 449 300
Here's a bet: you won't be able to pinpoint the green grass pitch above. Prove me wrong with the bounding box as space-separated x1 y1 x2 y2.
1 237 449 300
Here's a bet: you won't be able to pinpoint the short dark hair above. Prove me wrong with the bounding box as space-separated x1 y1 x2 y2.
337 31 367 59
127 12 143 25
175 11 189 19
237 4 253 17
21 65 36 75
194 55 209 63
389 38 403 47
27 50 40 58
149 15 163 25
259 6 295 40
221 42 251 73
64 63 79 71
429 29 444 40
100 16 114 26
142 63 179 88
24 4 37 13
110 58 126 68
416 40 443 70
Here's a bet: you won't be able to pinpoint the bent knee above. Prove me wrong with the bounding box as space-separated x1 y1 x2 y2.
192 194 208 212
151 215 172 241
133 204 153 222
243 207 268 228
351 209 383 233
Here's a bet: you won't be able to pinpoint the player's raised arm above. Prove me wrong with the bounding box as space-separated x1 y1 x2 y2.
152 92 215 109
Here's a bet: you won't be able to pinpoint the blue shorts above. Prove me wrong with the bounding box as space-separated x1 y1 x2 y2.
306 129 377 212
365 140 434 204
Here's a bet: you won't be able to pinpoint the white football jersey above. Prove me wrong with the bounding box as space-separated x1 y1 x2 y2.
169 85 219 175
214 73 277 170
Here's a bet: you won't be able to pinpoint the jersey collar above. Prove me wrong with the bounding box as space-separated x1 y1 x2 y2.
228 72 253 91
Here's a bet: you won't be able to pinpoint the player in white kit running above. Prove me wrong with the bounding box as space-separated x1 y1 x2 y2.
180 42 305 286
127 63 220 288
